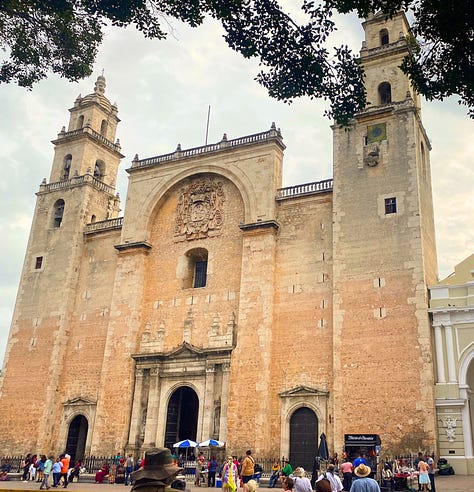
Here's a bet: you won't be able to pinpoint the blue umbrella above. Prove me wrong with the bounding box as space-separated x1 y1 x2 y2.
173 439 199 448
199 439 225 447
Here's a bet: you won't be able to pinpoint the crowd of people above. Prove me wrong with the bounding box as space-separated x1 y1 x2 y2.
10 453 81 489
0 448 438 492
122 447 385 492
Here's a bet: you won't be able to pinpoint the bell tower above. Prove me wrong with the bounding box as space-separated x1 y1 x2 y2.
0 76 123 453
331 11 438 451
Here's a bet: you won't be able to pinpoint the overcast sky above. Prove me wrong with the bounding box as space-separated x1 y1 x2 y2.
0 11 473 366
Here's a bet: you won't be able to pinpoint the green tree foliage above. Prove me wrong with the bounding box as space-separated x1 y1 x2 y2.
0 1 472 124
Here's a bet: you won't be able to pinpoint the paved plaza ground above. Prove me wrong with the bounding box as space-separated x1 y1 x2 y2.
0 475 473 492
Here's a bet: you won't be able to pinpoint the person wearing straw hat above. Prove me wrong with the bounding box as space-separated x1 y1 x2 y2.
349 464 380 492
131 448 183 492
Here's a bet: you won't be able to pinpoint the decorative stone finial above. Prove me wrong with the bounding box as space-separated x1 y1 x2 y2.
94 74 106 95
271 122 276 130
41 178 47 185
221 133 228 142
133 154 139 162
176 143 182 152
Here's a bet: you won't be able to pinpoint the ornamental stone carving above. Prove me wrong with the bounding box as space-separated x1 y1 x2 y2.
364 145 380 167
441 416 457 442
174 178 225 241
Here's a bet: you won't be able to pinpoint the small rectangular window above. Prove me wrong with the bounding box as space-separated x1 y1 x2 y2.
384 197 397 214
35 256 43 269
194 260 208 288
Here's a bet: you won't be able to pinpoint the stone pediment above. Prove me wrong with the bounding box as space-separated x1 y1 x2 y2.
279 385 329 398
166 342 205 358
63 396 96 406
133 341 233 362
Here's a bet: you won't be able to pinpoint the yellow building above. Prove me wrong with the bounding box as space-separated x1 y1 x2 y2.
429 254 474 474
0 11 440 470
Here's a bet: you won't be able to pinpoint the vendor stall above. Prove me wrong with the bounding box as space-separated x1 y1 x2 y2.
344 434 381 478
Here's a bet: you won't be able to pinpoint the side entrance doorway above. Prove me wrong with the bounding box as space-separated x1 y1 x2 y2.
289 407 318 470
65 414 88 462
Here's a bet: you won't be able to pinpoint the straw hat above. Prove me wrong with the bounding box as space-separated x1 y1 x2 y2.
354 464 371 478
293 467 305 477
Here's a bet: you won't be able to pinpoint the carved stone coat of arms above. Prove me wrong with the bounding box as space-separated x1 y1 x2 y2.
174 178 225 241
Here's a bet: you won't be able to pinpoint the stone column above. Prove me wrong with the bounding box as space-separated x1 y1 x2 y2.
445 325 457 383
127 368 145 450
202 364 216 438
434 325 446 383
459 385 474 456
219 362 231 442
143 367 161 446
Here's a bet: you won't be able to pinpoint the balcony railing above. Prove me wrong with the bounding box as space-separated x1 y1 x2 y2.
54 126 121 153
276 178 333 199
131 126 283 169
39 174 116 195
84 217 123 234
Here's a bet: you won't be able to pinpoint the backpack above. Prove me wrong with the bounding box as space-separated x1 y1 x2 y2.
321 476 331 486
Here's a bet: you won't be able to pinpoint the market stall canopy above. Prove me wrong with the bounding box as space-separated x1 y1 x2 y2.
199 439 225 447
173 439 199 448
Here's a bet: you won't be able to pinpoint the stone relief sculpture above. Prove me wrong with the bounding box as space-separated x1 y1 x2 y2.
441 416 457 442
174 178 225 241
365 146 380 167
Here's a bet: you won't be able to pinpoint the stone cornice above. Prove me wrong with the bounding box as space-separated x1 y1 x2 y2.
132 341 234 362
239 220 279 232
114 241 152 252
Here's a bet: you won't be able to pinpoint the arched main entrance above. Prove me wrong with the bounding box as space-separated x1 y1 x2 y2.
65 415 88 463
289 407 318 470
164 386 199 449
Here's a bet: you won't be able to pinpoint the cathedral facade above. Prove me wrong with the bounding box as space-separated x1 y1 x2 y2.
0 12 439 468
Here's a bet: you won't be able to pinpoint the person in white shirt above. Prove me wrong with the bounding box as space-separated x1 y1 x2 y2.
317 464 343 492
292 467 313 492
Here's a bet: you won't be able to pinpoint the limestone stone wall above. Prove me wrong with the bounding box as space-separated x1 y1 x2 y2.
331 105 437 453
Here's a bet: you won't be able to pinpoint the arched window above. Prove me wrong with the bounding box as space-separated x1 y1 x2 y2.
380 29 389 45
100 119 108 136
53 199 65 228
77 115 84 129
183 248 208 289
378 82 392 104
62 155 72 180
93 160 104 180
